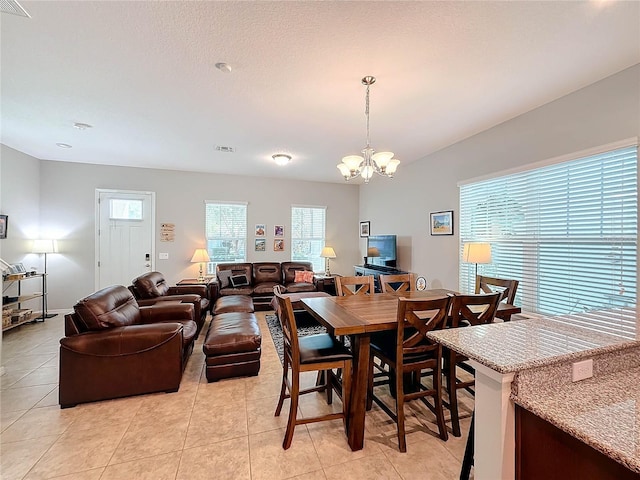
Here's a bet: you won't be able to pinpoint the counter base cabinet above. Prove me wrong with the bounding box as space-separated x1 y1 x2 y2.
515 406 638 480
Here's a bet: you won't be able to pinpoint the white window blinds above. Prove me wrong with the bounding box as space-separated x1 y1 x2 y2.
459 145 638 338
291 206 326 272
205 202 247 271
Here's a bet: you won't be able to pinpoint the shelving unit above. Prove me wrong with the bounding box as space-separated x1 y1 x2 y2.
2 274 46 332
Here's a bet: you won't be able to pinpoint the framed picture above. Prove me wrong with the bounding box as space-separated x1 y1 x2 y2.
255 238 266 251
255 224 265 237
274 239 284 251
359 221 370 238
430 210 454 236
274 225 284 237
0 215 7 239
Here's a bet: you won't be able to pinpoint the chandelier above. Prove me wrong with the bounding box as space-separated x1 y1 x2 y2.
337 76 400 183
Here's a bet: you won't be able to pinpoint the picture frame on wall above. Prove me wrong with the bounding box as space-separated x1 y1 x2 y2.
359 221 370 238
274 225 284 237
255 238 266 251
430 210 454 236
0 215 7 239
274 239 284 251
255 224 265 236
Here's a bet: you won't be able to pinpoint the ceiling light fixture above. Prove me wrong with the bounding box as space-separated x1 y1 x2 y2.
337 76 400 184
56 143 72 148
215 62 232 73
73 122 92 130
272 154 292 166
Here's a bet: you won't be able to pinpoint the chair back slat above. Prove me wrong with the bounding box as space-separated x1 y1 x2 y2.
335 275 375 296
475 275 519 304
274 290 299 362
450 293 501 328
397 296 452 362
379 273 416 294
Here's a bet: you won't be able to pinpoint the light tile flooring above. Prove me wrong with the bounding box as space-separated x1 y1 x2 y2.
1 311 474 480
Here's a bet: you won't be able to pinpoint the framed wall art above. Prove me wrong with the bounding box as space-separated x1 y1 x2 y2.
255 238 266 251
359 221 370 238
274 239 284 251
255 224 265 236
430 210 454 236
274 225 284 237
0 215 7 239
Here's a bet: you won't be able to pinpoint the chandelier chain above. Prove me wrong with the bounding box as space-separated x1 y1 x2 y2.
365 83 371 147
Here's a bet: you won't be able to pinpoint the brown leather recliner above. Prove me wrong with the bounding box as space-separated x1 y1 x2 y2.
282 261 317 293
129 271 210 335
59 285 197 408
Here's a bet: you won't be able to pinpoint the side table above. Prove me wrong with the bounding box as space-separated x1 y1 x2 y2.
314 274 340 296
177 277 218 311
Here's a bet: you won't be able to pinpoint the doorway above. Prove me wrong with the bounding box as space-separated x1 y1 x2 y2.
96 189 155 290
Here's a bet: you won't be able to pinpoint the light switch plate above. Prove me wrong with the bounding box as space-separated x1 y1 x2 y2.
572 359 593 382
159 253 169 260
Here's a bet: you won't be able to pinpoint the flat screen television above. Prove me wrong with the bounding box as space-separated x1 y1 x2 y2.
366 235 397 268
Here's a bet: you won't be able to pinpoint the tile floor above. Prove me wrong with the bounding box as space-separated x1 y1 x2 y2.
1 310 474 480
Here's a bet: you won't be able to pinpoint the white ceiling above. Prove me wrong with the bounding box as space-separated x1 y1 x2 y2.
1 1 639 184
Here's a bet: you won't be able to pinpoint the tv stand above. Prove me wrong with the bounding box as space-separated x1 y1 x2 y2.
354 264 409 292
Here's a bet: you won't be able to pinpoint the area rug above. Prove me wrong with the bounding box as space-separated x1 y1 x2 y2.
266 313 326 364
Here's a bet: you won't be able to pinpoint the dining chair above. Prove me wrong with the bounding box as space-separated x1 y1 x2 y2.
273 291 353 449
445 292 501 437
335 275 375 296
368 295 453 452
475 275 519 304
379 273 416 294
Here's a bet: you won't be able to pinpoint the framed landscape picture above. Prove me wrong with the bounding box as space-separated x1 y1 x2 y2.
255 238 266 251
430 211 453 236
359 221 370 238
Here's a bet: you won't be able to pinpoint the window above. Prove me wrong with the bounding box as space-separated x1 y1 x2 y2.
205 202 247 272
291 206 326 272
109 199 142 220
459 144 637 338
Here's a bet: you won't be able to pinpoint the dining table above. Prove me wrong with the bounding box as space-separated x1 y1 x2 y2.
300 289 521 451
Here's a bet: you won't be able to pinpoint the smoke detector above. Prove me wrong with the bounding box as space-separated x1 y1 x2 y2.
215 145 235 153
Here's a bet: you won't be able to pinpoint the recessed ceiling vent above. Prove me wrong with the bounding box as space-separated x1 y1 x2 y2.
0 0 31 17
215 146 235 153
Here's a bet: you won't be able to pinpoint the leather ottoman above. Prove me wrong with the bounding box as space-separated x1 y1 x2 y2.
213 295 255 315
203 312 261 382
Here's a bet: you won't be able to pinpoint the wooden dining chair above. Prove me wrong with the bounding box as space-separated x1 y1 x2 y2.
379 273 416 294
444 292 501 437
368 296 453 452
335 275 375 296
273 291 353 449
475 275 519 304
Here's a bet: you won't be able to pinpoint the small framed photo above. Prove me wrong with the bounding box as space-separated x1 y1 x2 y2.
359 221 370 238
0 215 7 239
255 238 266 251
274 225 284 237
430 210 454 236
255 224 265 237
274 239 284 251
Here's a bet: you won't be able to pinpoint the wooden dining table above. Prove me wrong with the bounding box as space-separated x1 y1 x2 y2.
301 289 521 451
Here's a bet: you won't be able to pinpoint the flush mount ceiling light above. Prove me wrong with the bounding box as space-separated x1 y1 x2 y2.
215 62 232 73
272 154 292 166
73 122 92 130
56 143 72 148
337 76 400 184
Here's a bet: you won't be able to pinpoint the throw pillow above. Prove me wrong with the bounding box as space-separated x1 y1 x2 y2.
218 270 232 289
230 274 250 287
294 270 314 283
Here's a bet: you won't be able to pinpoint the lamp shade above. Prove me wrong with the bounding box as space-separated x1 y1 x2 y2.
32 239 58 254
320 247 336 258
462 243 492 264
367 246 380 257
190 248 210 263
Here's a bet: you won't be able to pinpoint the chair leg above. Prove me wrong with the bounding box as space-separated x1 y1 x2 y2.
367 354 374 411
434 361 449 441
283 367 300 450
275 355 289 417
448 353 462 437
326 369 333 405
395 368 407 453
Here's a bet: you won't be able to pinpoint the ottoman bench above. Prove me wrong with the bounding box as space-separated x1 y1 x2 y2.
203 312 261 382
213 295 255 315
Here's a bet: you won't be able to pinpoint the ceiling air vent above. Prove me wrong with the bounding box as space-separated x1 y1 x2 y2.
0 0 31 17
215 146 235 153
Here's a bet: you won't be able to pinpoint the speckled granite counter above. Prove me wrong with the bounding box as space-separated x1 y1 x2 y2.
427 317 637 373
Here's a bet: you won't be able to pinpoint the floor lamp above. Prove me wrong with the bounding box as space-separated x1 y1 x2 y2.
32 239 58 319
462 242 492 289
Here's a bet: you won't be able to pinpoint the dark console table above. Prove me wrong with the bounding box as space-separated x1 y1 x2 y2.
353 264 409 292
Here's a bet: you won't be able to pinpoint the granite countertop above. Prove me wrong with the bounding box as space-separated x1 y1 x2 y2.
427 317 637 373
514 365 640 473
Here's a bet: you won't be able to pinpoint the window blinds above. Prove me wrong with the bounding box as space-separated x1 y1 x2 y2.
459 145 638 338
205 202 247 270
291 206 326 272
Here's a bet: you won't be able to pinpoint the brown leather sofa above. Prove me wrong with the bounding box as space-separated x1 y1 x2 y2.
216 261 316 310
129 271 210 335
59 285 197 408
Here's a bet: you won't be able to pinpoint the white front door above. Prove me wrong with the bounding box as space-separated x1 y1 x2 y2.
96 190 155 290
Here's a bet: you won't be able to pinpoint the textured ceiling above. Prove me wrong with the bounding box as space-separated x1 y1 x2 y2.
1 1 639 184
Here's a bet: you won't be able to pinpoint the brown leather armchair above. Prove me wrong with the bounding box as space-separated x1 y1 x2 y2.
282 261 317 293
129 271 210 335
59 285 197 408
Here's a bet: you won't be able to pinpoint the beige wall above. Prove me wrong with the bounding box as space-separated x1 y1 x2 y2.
359 64 640 291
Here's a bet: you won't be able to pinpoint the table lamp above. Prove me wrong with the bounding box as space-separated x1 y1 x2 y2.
190 248 210 282
320 246 336 276
365 246 380 265
32 239 58 319
462 242 492 279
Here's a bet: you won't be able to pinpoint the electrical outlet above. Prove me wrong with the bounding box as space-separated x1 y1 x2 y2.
159 253 169 260
572 359 593 382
